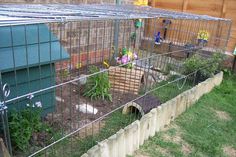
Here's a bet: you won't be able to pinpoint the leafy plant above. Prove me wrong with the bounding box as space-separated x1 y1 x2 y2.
207 52 225 74
183 52 224 81
222 68 232 76
83 66 112 101
183 54 207 74
9 104 50 151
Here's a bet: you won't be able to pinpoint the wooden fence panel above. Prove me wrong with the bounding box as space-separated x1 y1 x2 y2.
150 0 236 52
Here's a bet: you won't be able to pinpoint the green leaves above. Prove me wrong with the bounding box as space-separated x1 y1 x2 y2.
183 54 206 74
83 66 112 101
183 52 224 78
9 107 50 151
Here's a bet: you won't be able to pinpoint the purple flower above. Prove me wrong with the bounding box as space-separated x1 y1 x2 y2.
133 53 138 59
27 94 34 100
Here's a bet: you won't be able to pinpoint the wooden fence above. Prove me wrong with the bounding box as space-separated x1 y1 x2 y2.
149 0 236 53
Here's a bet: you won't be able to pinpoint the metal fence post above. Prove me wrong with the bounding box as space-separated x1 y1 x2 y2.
0 72 12 156
113 0 121 59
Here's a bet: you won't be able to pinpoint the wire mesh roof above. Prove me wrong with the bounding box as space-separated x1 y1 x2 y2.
0 4 230 26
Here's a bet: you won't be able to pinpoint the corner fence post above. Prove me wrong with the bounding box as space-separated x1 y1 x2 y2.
0 72 12 156
113 0 121 60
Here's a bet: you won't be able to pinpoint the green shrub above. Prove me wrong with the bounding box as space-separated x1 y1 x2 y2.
206 52 225 75
183 54 207 75
83 66 112 101
183 52 224 80
9 105 51 151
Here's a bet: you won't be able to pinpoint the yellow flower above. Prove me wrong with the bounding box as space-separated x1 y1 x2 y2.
127 51 133 58
197 30 209 41
103 61 110 68
76 63 82 69
134 0 148 6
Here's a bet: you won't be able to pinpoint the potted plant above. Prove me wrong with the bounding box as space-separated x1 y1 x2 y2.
197 30 209 47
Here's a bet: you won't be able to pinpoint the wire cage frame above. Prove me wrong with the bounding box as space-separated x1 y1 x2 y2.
0 4 232 157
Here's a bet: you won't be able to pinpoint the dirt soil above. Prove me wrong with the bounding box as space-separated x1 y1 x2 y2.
215 110 232 121
134 123 192 157
223 146 236 157
45 78 137 134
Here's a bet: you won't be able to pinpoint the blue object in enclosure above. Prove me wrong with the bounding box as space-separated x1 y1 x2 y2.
155 32 162 45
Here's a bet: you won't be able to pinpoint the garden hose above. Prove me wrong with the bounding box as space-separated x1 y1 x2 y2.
177 76 187 90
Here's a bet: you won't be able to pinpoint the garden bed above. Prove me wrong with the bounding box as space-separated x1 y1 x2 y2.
48 84 137 133
80 71 224 157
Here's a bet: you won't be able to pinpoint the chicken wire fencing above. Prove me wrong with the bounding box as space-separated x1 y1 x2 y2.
0 4 232 157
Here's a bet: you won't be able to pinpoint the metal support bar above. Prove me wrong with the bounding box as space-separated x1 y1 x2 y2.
0 73 12 156
113 20 120 58
0 4 229 27
233 55 236 72
113 0 121 59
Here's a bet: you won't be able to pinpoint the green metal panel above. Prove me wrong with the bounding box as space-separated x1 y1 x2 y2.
2 64 56 115
0 24 70 115
0 24 69 72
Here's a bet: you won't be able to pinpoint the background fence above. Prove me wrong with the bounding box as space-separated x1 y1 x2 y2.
149 0 236 53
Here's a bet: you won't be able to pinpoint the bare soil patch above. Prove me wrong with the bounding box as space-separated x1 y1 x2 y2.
223 146 236 157
162 124 192 155
47 80 137 133
215 110 231 121
133 151 150 157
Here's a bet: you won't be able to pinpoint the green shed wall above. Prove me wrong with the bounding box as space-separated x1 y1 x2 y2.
2 64 56 115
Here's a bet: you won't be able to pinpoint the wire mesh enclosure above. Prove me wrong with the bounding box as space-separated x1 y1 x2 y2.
0 4 232 157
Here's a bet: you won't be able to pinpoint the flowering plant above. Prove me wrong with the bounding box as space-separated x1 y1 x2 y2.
116 48 138 69
197 30 209 46
197 30 209 41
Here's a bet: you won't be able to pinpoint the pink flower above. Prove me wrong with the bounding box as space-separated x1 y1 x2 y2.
121 55 130 64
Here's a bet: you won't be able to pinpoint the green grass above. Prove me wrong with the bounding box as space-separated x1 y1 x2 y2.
42 110 140 157
151 76 194 103
140 133 184 157
134 73 236 157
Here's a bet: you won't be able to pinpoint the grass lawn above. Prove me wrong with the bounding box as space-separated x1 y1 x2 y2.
133 74 236 157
